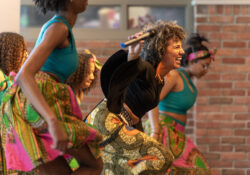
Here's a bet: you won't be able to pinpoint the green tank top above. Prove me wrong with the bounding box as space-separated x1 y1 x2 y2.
158 68 198 115
36 15 79 83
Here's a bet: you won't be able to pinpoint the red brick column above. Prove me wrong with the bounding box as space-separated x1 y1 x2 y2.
193 3 250 175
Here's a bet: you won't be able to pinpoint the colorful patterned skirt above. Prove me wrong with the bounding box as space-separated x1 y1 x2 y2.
86 99 174 175
144 113 211 175
0 72 103 173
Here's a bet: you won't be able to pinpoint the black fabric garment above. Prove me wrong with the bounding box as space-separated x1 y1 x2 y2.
101 49 163 118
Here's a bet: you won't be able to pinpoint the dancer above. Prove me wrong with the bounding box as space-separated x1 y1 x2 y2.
66 50 102 170
0 1 103 175
87 20 185 175
67 50 102 104
0 32 28 175
0 32 27 104
148 33 214 174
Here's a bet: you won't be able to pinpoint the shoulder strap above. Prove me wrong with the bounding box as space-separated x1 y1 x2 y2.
36 16 75 50
178 69 195 93
53 16 75 49
177 69 188 84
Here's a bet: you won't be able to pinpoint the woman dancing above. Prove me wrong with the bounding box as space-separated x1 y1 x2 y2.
66 50 102 171
0 1 103 175
148 33 214 174
87 20 186 175
0 32 28 175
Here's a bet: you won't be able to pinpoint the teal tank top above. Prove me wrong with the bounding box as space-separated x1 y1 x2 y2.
158 68 198 115
36 15 78 83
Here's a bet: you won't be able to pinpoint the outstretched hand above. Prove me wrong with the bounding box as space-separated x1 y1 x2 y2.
48 120 68 153
127 32 144 61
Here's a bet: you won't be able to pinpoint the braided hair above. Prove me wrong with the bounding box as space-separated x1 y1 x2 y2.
181 33 210 67
0 32 27 75
33 0 69 14
140 20 186 69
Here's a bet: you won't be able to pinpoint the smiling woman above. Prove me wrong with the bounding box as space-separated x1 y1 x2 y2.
86 20 186 175
147 33 215 174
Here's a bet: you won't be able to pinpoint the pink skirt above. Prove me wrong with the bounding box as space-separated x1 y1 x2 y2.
0 72 103 173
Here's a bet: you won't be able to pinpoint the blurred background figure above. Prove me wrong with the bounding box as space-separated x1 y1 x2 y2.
0 32 28 175
66 50 102 171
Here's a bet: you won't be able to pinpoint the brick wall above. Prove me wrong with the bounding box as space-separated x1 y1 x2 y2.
193 4 250 175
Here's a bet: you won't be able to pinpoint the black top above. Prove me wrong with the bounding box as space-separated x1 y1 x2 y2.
101 50 163 118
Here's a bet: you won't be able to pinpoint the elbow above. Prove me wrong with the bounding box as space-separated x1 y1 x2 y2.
16 71 23 85
16 69 33 85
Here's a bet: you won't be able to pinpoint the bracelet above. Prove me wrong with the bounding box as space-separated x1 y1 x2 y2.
152 132 160 135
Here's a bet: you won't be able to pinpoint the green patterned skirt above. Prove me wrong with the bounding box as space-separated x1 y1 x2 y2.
0 72 103 173
87 99 174 175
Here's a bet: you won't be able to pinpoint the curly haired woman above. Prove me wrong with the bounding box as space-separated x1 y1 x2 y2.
67 50 102 104
148 33 215 174
0 1 103 175
0 32 28 175
86 20 186 175
66 50 102 171
0 32 27 103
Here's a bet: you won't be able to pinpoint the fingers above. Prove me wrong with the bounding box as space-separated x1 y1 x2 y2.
128 32 144 40
127 31 144 61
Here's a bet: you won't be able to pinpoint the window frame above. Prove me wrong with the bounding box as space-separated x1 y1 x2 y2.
20 0 193 41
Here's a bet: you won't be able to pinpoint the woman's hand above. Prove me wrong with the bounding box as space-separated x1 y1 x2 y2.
48 119 68 153
127 32 144 61
150 132 160 141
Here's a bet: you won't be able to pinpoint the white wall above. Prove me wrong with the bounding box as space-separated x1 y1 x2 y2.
0 0 20 33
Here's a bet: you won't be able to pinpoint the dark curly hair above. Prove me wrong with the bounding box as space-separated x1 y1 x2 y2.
181 33 210 67
0 32 28 75
67 51 99 99
140 20 186 69
33 0 69 14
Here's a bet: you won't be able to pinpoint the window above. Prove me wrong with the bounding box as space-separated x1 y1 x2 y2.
20 0 193 40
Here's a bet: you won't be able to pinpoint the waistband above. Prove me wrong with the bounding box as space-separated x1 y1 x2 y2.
159 113 186 126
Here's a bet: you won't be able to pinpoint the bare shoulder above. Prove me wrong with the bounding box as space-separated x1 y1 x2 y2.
48 22 68 33
165 69 181 82
42 22 69 45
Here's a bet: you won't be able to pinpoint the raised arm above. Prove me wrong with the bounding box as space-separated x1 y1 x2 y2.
16 22 69 152
102 36 144 114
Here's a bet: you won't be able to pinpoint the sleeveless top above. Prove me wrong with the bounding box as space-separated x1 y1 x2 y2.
36 15 78 83
159 68 198 115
